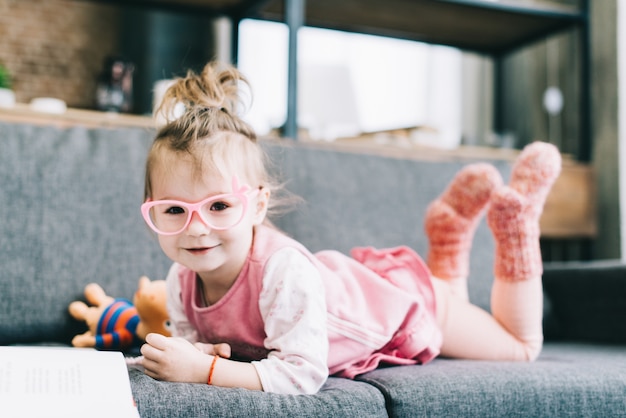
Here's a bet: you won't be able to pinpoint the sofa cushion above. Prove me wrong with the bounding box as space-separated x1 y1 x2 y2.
129 371 388 418
357 342 626 417
543 260 626 343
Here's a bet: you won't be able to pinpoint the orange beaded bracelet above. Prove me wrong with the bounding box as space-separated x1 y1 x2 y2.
207 354 219 385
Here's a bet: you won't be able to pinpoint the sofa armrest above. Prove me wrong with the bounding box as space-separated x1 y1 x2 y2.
542 260 626 343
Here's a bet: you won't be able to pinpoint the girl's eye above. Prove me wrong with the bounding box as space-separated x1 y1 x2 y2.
210 201 229 212
165 206 186 215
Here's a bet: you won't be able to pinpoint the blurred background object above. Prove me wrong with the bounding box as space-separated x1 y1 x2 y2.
95 56 134 113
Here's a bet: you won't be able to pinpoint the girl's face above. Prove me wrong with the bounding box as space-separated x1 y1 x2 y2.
148 153 268 286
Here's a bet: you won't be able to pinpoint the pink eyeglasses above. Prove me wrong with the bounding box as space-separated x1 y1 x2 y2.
141 177 259 235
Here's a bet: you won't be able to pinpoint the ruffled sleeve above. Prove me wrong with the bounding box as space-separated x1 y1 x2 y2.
252 247 330 394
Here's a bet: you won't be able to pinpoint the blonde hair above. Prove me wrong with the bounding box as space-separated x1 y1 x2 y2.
144 62 294 220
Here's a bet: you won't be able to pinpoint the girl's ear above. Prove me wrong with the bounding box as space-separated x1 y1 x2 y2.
252 188 270 225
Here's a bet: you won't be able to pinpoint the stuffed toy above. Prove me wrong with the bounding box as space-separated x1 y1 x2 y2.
68 276 171 350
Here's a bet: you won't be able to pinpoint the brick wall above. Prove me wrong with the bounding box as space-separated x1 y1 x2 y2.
0 0 120 109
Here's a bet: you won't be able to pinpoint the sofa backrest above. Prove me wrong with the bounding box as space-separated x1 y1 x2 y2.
0 121 510 345
266 142 510 311
1 122 172 344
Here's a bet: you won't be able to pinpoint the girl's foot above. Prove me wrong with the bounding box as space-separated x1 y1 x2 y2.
425 163 503 282
488 141 562 281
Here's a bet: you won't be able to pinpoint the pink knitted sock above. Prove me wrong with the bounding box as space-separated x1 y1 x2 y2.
425 163 503 293
487 141 562 281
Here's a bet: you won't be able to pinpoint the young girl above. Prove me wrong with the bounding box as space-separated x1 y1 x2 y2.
139 62 561 395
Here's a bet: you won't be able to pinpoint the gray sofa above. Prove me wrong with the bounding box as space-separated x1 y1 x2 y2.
2 119 625 417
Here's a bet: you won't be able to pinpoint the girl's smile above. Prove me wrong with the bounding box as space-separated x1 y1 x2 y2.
184 244 220 255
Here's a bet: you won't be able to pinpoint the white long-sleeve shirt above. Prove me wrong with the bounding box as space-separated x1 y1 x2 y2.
166 247 330 394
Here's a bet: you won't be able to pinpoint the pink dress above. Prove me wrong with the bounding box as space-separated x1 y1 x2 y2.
171 225 441 392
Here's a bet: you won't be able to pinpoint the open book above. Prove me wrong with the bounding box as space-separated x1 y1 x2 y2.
0 346 139 418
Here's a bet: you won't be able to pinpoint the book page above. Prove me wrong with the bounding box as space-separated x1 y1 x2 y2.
0 346 139 418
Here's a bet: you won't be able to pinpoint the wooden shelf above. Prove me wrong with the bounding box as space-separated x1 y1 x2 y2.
82 0 585 55
255 0 585 56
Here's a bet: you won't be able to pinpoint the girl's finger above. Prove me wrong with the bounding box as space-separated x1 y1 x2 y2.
193 342 214 354
145 332 169 349
214 343 232 358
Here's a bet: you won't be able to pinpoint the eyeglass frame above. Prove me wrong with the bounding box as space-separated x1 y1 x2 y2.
141 176 260 236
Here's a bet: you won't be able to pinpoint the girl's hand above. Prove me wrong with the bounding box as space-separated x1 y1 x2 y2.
141 333 213 383
141 333 263 390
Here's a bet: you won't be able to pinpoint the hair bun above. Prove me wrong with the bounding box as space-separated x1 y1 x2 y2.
154 61 256 141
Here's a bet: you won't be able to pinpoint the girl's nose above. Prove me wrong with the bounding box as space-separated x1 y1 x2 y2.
185 210 211 235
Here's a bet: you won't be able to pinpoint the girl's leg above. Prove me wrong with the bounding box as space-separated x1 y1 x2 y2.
436 142 561 361
433 277 543 360
425 163 502 301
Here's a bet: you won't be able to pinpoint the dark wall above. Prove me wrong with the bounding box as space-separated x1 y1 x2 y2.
119 7 219 115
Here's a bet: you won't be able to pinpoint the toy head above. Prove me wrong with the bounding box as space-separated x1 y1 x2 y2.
133 276 171 339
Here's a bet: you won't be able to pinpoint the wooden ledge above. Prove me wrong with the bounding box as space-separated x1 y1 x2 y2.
542 163 596 238
0 103 155 130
